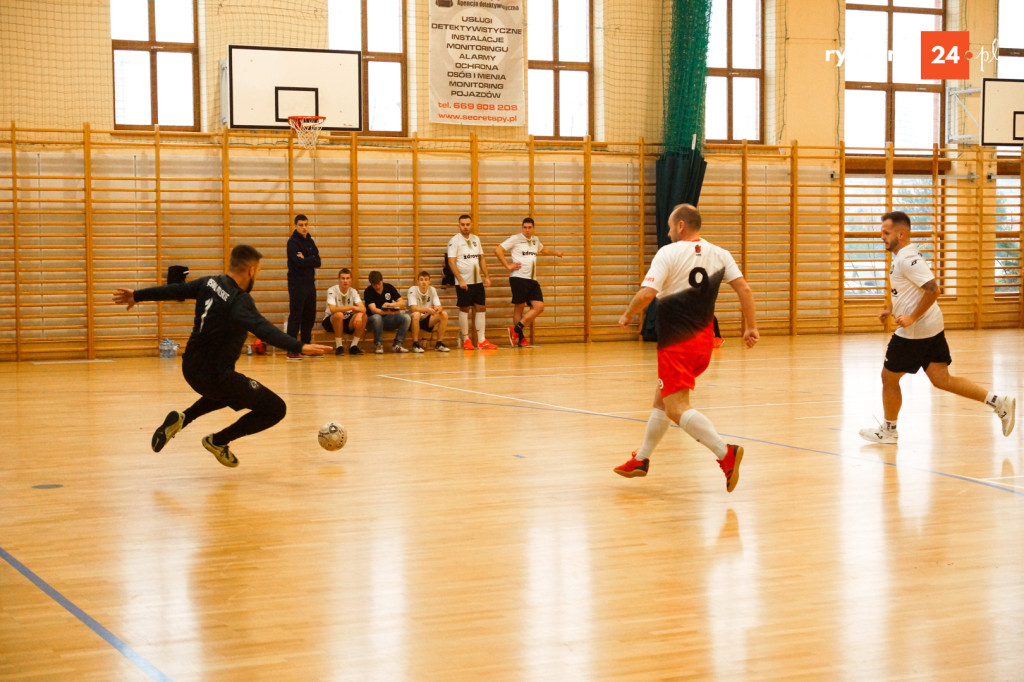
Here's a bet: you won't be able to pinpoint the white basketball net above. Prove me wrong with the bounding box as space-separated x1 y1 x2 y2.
288 116 326 151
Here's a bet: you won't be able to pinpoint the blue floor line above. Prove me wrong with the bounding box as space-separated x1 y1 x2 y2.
0 546 172 681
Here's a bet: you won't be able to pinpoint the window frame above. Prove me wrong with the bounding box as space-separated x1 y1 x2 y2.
526 0 595 141
842 172 950 300
705 0 766 144
329 0 409 137
843 1 945 156
111 0 200 132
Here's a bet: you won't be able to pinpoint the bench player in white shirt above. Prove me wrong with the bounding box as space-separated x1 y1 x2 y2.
859 211 1015 443
407 271 450 352
321 268 367 355
616 203 759 492
447 214 498 350
495 217 564 347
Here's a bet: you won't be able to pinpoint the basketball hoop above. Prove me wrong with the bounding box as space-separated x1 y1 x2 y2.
288 115 326 151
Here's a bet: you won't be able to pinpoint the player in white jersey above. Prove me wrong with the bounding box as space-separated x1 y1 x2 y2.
615 204 759 492
321 268 367 355
407 271 450 352
495 217 564 347
859 211 1016 443
447 214 498 350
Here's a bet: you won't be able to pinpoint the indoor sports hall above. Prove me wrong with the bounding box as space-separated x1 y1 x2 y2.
1 1 1022 679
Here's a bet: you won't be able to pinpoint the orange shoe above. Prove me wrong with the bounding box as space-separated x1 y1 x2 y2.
477 339 499 349
518 337 532 348
613 451 649 477
462 338 476 350
713 337 725 348
718 444 744 492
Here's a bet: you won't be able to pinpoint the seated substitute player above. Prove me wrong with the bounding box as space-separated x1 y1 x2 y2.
495 216 564 347
407 270 450 352
112 244 332 468
322 267 367 355
859 211 1016 443
363 270 412 354
615 203 759 492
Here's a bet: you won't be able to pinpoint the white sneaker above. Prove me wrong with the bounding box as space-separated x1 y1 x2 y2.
375 342 384 354
392 344 409 353
859 424 898 444
412 342 425 353
994 396 1016 436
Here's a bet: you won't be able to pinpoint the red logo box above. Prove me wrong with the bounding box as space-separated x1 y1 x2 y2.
920 31 970 80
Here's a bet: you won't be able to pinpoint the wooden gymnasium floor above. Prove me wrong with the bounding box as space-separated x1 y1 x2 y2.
1 330 1023 681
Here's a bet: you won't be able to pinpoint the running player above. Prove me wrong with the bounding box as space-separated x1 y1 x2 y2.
615 203 759 492
859 211 1016 443
447 214 498 350
407 271 450 352
495 217 564 347
112 244 332 467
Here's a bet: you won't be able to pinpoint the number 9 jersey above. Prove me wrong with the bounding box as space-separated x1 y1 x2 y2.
641 238 743 348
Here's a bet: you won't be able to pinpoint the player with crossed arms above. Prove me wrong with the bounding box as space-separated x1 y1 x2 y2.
616 203 759 492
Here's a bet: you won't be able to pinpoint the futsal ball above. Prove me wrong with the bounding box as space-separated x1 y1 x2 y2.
253 340 267 355
317 421 347 451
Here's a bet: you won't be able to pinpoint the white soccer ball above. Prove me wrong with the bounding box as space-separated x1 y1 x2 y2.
317 421 347 451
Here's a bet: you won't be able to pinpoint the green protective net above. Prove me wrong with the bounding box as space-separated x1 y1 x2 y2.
663 0 713 155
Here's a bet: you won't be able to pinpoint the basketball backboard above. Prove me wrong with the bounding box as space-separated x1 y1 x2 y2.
228 45 361 131
981 78 1024 147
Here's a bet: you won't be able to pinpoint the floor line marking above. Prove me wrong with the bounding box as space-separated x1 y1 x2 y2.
0 546 172 681
380 374 619 418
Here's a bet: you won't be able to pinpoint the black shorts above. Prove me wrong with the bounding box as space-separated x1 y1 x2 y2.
183 361 274 412
884 331 953 374
416 312 436 332
509 277 543 305
322 314 356 335
456 282 486 309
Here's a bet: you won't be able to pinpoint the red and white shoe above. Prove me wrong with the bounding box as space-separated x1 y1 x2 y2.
718 444 744 492
613 451 649 478
477 339 499 350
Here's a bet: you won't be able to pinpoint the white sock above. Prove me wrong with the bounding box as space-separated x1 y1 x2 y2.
475 312 486 342
884 420 898 431
350 338 360 348
985 392 997 407
459 311 470 337
335 338 344 348
635 408 671 460
679 408 728 459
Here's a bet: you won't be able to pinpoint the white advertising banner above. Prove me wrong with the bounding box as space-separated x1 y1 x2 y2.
429 0 525 126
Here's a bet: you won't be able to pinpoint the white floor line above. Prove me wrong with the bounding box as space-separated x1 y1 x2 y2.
380 374 617 418
30 359 115 365
963 476 1024 491
412 368 653 381
700 399 845 411
380 362 652 378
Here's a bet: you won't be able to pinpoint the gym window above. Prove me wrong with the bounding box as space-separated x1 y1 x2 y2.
997 0 1024 78
843 1 944 152
705 0 764 143
527 0 593 139
329 0 408 135
843 175 947 297
110 0 200 131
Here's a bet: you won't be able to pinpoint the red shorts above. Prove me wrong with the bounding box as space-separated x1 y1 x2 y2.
657 323 714 397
